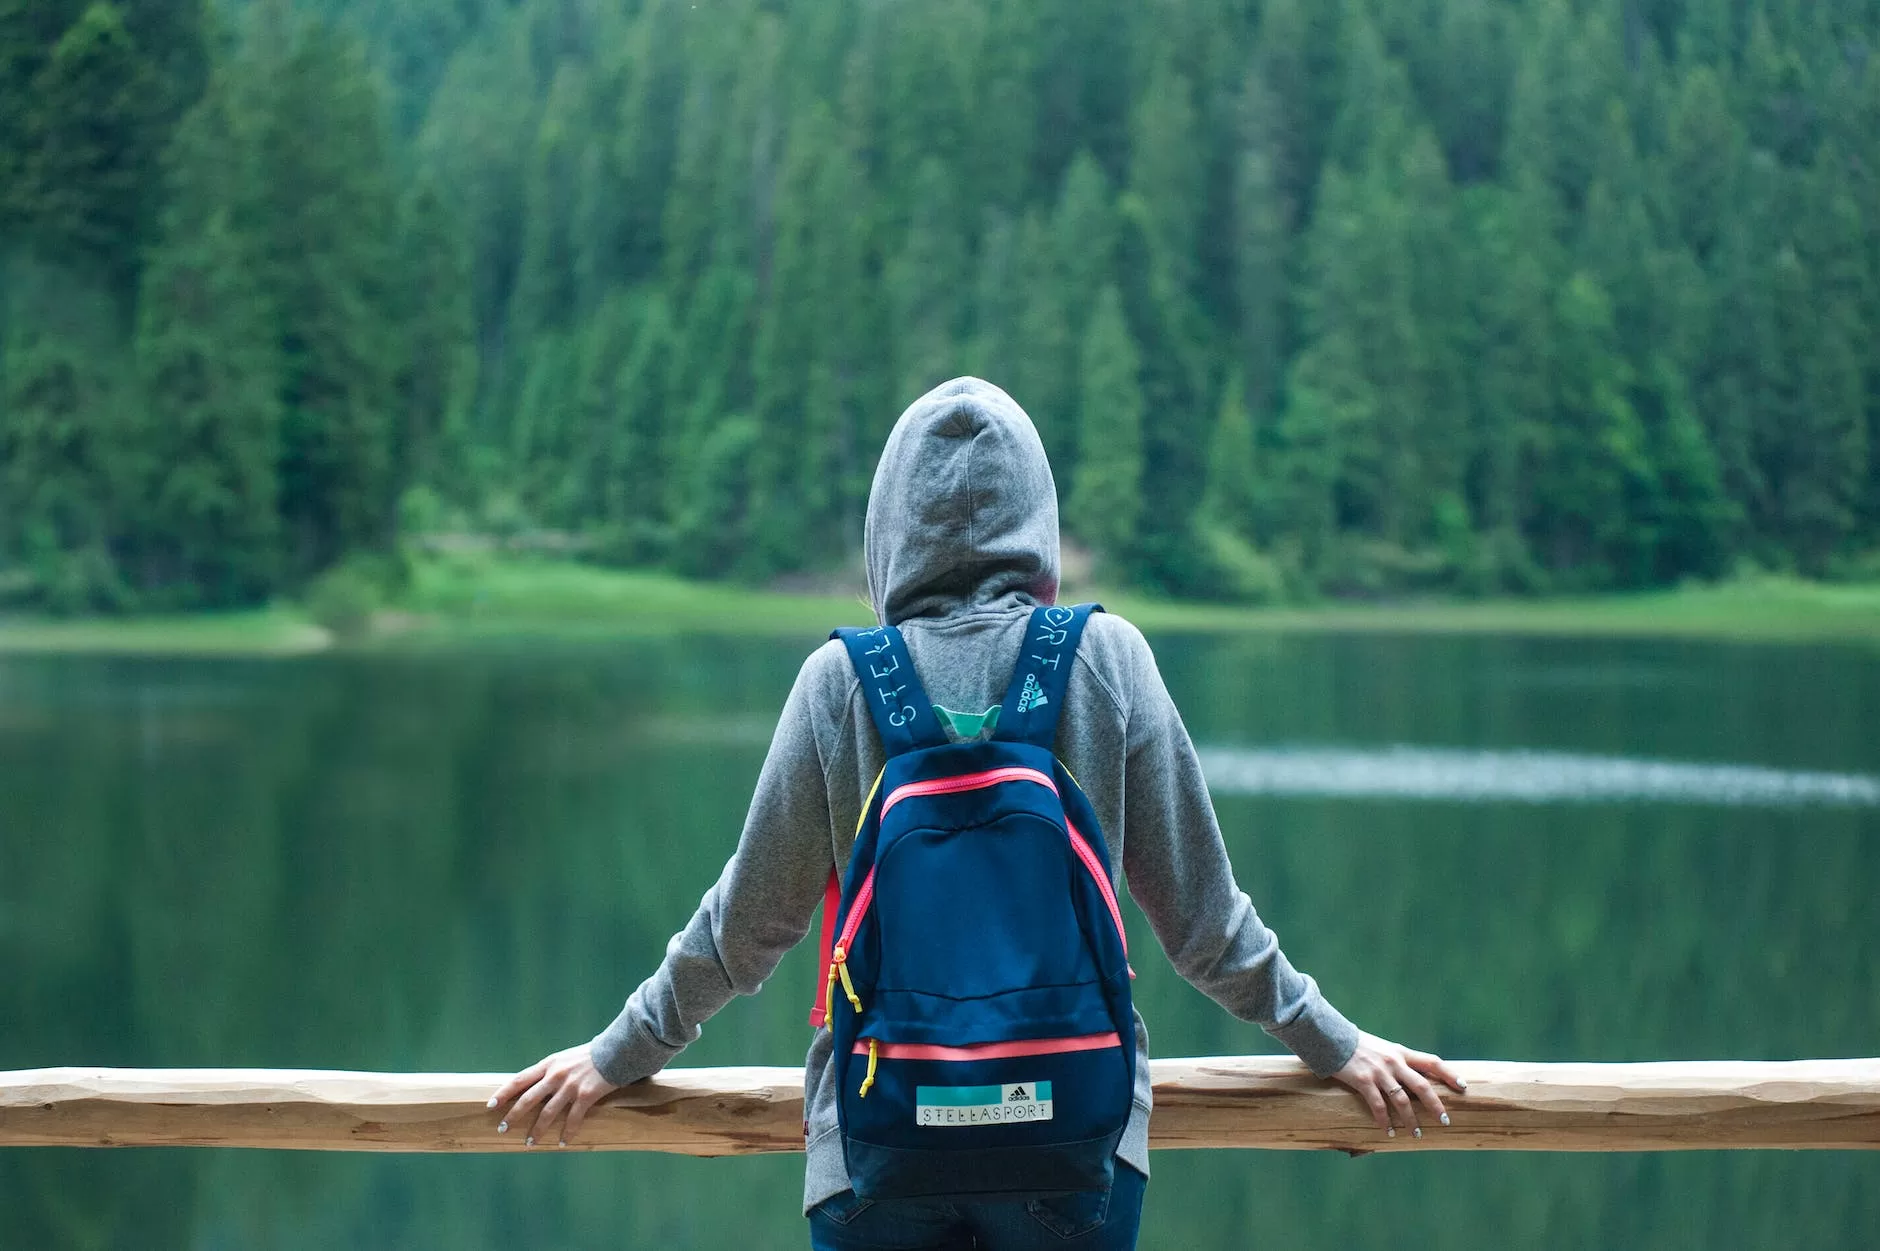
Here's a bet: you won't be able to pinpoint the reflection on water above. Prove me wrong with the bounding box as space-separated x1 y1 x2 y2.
2 633 1877 1249
1199 745 1880 806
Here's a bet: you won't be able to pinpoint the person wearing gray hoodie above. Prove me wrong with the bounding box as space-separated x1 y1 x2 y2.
491 377 1464 1247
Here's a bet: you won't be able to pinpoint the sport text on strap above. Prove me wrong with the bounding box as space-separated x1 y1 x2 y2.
993 603 1103 748
830 625 947 757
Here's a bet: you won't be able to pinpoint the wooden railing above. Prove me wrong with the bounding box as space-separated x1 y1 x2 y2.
5 1057 1878 1154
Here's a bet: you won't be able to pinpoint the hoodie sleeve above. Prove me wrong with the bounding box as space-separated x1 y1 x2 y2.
1115 624 1360 1079
587 649 837 1087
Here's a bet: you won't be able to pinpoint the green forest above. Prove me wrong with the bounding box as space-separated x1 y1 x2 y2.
2 0 1878 613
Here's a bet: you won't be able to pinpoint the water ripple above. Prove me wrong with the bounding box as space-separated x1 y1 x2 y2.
1196 745 1880 807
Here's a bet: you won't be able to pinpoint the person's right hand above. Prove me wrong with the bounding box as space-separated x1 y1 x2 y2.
1330 1029 1468 1138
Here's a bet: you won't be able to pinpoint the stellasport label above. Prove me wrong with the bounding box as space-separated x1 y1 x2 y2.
914 1082 1054 1126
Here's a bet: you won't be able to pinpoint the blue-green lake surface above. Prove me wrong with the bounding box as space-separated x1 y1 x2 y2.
3 631 1878 1248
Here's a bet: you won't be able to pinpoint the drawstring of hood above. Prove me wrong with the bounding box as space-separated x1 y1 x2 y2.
863 377 1061 626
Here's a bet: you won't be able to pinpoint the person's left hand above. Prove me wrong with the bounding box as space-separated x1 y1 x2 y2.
488 1043 621 1147
1329 1029 1468 1139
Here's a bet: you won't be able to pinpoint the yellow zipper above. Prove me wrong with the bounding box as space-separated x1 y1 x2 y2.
859 1038 879 1097
832 946 862 1013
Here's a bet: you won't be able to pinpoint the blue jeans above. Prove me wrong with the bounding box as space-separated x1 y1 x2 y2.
808 1162 1146 1250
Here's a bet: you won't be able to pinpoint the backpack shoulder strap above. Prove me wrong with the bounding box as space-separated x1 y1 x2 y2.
831 625 948 756
993 603 1103 748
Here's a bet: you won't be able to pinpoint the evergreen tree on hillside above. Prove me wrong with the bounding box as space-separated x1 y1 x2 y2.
663 262 755 524
1120 56 1211 574
244 9 402 578
1765 246 1867 570
885 158 968 406
1200 370 1259 540
1665 67 1741 265
575 290 672 552
6 0 206 286
130 77 283 606
1535 271 1652 584
413 16 538 362
507 65 587 345
1015 152 1118 477
1066 285 1144 570
394 172 478 505
1004 212 1074 472
1231 87 1288 419
0 264 135 611
1463 176 1557 587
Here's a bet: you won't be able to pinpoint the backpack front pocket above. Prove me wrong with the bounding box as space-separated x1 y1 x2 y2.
838 1029 1132 1199
870 813 1106 1016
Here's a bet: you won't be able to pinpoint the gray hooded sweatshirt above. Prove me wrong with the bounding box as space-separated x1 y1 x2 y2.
589 377 1359 1213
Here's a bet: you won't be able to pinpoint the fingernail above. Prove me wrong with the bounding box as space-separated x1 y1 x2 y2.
497 1122 507 1133
558 1139 567 1148
487 1097 497 1108
1460 1080 1470 1090
1440 1112 1450 1126
1386 1127 1395 1138
1413 1127 1423 1139
525 1136 534 1147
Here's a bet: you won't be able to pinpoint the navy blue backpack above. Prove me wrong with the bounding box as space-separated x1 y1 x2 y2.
809 603 1135 1201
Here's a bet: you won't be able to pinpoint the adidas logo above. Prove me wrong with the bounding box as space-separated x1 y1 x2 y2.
1017 673 1049 713
1008 1086 1029 1102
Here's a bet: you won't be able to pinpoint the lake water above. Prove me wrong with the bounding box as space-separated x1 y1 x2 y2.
3 630 1877 1248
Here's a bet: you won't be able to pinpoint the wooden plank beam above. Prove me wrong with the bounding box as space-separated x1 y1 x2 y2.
3 1058 1878 1155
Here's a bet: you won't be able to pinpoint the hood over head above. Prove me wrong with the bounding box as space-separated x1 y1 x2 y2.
864 377 1060 626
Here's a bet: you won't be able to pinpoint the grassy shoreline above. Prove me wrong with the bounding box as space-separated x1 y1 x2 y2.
2 556 1878 656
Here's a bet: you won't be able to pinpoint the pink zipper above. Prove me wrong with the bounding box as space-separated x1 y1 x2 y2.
835 867 877 954
844 766 1130 974
854 1031 1122 1061
881 766 1056 817
1066 820 1130 961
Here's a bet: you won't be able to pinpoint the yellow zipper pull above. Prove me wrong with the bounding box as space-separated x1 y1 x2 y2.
859 1038 878 1097
833 946 862 1013
825 962 839 1024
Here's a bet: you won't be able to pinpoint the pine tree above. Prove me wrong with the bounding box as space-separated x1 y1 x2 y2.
394 172 478 507
1120 57 1210 561
1399 126 1469 541
1006 211 1075 473
413 16 539 361
1232 76 1288 418
0 261 135 611
1016 151 1119 477
1066 285 1144 568
575 289 673 555
506 65 586 345
129 78 283 606
1463 176 1556 587
12 0 206 287
509 328 581 522
1665 66 1741 264
885 158 968 405
1536 271 1652 584
1421 0 1511 183
1253 0 1346 225
968 210 1022 390
663 262 754 524
1502 0 1623 217
1200 370 1258 539
245 9 403 578
1766 247 1866 570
